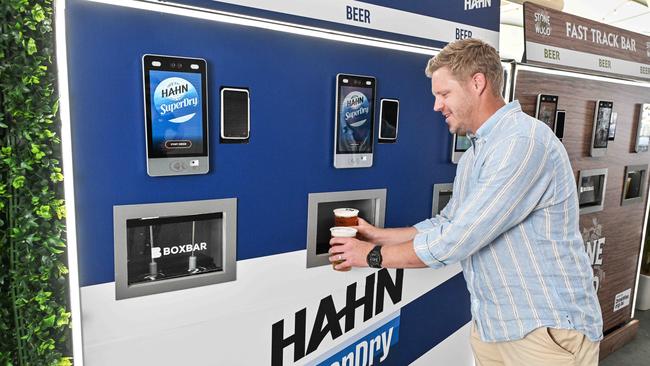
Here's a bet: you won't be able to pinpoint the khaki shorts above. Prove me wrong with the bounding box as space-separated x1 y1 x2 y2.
470 322 600 366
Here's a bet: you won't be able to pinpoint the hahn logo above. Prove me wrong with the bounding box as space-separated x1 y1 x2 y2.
271 269 404 366
464 0 491 11
646 42 650 58
153 77 199 123
582 218 605 292
534 10 552 36
342 91 370 127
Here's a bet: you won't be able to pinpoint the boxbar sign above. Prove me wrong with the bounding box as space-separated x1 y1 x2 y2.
523 2 650 81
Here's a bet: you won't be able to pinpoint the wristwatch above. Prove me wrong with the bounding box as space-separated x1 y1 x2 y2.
366 245 383 268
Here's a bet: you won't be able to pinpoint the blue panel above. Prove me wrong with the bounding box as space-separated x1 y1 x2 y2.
382 272 472 365
66 0 458 286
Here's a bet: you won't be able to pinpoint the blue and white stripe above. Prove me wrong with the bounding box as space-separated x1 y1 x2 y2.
413 101 603 342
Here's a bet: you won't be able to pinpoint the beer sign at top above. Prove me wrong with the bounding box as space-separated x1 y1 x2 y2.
159 0 500 48
523 2 650 81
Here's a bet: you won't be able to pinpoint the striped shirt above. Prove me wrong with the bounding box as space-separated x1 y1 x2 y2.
413 101 603 343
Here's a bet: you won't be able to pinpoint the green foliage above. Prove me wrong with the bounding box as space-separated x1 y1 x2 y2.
1 0 72 364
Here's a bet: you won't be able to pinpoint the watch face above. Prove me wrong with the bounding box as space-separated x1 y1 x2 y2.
367 246 382 268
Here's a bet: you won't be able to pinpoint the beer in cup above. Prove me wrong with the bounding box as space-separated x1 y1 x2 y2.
329 226 357 272
333 208 359 227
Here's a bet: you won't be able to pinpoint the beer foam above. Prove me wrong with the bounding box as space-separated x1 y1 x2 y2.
333 208 359 218
330 227 357 237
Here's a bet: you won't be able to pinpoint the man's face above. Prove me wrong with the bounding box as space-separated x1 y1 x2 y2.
430 67 476 134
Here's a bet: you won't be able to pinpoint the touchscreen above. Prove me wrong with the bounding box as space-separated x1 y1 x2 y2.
338 85 373 153
380 101 398 139
639 105 650 151
148 70 204 157
593 104 612 149
538 100 557 129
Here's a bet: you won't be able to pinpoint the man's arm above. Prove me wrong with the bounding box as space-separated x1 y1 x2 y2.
328 237 427 269
330 134 555 270
355 217 419 246
413 134 554 268
355 193 456 247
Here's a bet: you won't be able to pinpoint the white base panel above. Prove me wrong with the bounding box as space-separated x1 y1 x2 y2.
80 249 462 365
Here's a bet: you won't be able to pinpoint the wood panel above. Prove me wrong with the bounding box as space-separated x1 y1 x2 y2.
513 66 650 334
599 319 639 360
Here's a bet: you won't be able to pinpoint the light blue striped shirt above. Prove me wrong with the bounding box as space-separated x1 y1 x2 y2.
413 101 603 343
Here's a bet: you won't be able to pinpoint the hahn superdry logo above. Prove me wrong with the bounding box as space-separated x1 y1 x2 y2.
464 0 491 11
271 269 404 366
313 313 399 366
582 218 605 292
534 9 552 36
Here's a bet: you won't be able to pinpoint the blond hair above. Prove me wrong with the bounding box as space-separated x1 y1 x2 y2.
425 39 503 97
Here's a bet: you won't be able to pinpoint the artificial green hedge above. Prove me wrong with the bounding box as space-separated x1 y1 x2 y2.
1 0 72 365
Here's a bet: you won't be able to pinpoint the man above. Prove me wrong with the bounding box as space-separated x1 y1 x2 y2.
329 38 603 366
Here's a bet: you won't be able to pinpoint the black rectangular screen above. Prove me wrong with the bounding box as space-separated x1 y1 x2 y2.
379 99 399 140
221 88 249 139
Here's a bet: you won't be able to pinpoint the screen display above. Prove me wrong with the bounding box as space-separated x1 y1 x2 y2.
593 102 613 149
222 89 249 139
537 95 558 130
555 110 565 140
337 84 374 154
638 104 650 152
380 100 398 139
608 112 618 140
146 69 206 157
454 134 472 152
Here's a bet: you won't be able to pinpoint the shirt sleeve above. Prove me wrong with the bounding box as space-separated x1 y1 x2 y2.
413 191 456 232
413 135 554 268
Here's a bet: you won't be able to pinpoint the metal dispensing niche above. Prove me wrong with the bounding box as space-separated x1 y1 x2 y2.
114 198 237 300
621 164 649 206
431 183 453 217
305 189 386 268
577 168 608 215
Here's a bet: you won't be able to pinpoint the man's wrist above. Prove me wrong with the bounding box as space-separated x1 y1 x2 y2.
369 228 385 246
366 244 383 268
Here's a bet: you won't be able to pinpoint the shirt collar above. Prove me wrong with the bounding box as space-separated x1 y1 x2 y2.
472 100 521 141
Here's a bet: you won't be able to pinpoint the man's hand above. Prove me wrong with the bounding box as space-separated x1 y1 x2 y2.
352 217 381 242
328 236 374 271
353 218 419 247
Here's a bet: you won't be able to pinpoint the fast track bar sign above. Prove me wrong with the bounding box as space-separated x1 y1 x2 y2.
523 2 650 81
